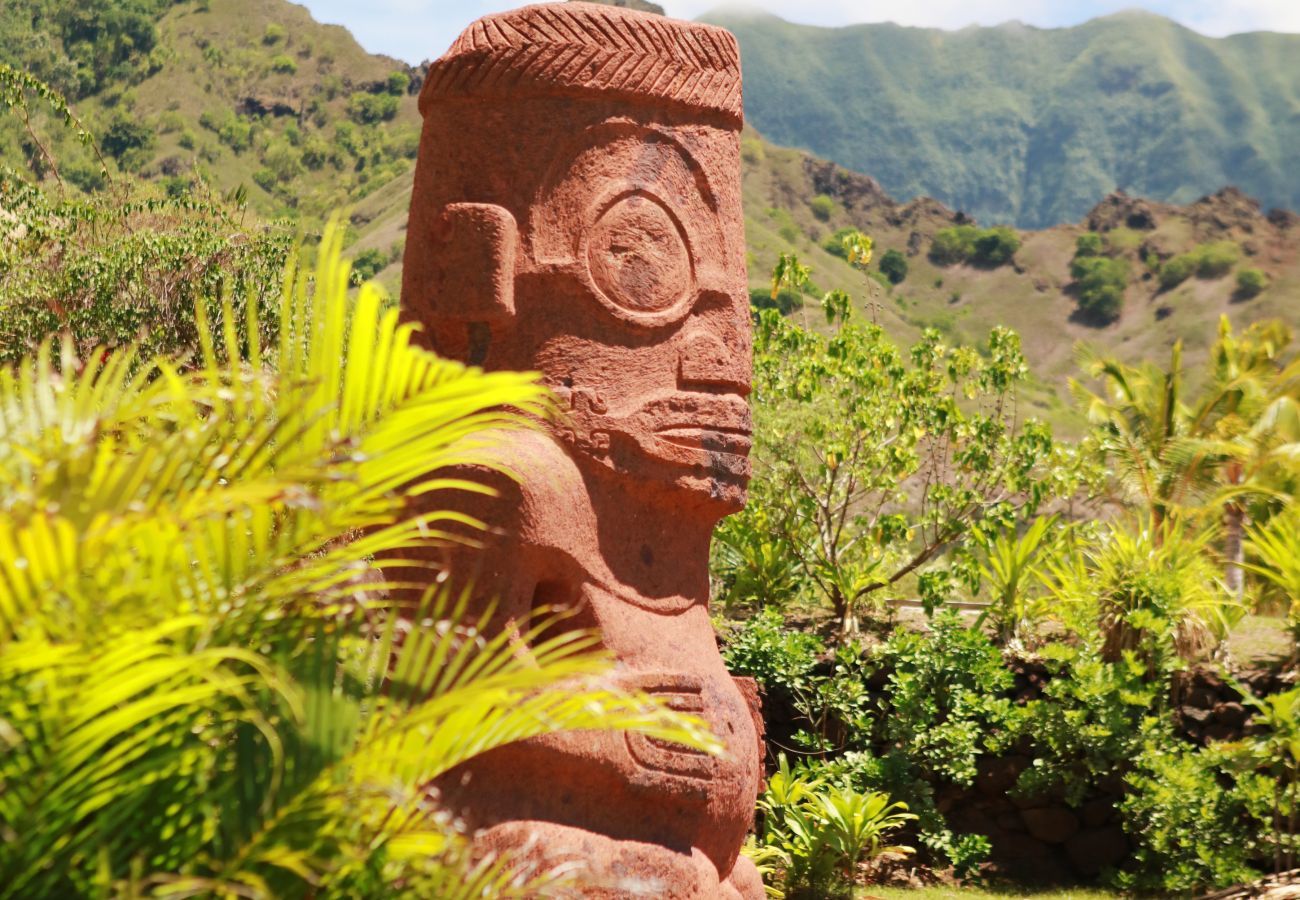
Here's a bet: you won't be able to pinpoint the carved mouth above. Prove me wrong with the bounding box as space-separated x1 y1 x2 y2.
654 426 752 456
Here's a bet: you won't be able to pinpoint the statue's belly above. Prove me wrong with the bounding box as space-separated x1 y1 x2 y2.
445 594 760 872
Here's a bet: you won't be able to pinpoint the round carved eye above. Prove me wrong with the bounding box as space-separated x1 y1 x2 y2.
587 193 691 316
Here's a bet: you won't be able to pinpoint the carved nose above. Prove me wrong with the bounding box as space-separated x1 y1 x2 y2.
678 329 749 394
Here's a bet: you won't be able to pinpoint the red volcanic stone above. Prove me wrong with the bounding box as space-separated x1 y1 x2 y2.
396 3 761 897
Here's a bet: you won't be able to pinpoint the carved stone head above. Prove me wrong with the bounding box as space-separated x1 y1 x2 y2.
403 1 751 516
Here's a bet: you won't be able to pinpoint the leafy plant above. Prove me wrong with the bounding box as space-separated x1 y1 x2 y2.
1070 255 1128 322
1117 740 1256 893
1246 510 1300 641
0 225 716 898
1043 520 1241 666
736 276 1074 633
974 515 1059 645
1229 685 1300 874
756 756 914 899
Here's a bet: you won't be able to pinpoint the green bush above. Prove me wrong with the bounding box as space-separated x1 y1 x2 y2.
1159 252 1197 290
1075 231 1104 257
350 246 388 285
810 193 835 222
822 226 858 259
1118 743 1257 893
218 114 254 153
0 171 292 363
879 248 908 285
1071 255 1129 322
1161 242 1240 288
1236 267 1268 298
270 53 297 75
971 225 1021 267
1196 240 1239 278
263 23 286 45
348 91 399 125
387 70 411 96
748 286 803 315
930 224 980 265
931 225 1019 267
755 756 915 899
722 608 822 695
101 114 154 164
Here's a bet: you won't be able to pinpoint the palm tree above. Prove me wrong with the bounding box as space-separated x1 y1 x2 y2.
0 225 717 899
1073 318 1300 592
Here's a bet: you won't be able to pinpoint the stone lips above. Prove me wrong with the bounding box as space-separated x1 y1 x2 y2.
420 2 744 126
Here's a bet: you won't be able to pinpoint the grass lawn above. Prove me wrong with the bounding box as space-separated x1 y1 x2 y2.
866 887 1120 899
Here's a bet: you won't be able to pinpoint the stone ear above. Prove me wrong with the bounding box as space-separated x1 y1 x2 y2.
428 203 518 323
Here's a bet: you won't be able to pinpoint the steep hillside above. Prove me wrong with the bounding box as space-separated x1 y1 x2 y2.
703 9 1300 230
746 140 1300 428
3 0 1298 434
1 0 420 233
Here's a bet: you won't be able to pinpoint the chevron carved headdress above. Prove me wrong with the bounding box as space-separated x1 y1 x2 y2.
420 2 743 126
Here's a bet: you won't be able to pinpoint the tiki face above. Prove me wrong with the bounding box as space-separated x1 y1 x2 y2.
403 2 752 516
523 120 752 512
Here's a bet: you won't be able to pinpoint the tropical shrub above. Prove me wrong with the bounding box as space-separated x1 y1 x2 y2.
1043 521 1241 667
736 292 1074 633
1118 741 1257 893
0 168 292 363
971 226 1021 267
1075 231 1104 257
1246 510 1300 640
1159 252 1197 289
973 515 1059 645
0 227 716 898
930 224 980 265
1196 240 1239 278
755 756 914 900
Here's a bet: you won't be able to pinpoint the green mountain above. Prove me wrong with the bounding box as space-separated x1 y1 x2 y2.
703 9 1300 229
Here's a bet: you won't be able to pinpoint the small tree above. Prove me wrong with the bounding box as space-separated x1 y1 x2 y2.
879 248 908 285
1071 255 1128 322
727 269 1076 633
971 226 1020 267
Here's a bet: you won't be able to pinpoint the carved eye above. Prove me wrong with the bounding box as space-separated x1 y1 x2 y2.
587 193 691 316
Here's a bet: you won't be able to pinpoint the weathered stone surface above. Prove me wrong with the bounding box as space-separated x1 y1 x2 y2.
400 4 758 897
1021 806 1081 844
1065 826 1129 876
976 754 1029 797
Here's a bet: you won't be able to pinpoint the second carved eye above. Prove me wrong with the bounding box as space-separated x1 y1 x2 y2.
587 192 691 316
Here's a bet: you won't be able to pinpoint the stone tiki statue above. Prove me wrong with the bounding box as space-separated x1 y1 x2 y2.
401 4 761 897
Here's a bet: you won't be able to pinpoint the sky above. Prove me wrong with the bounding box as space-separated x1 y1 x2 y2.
298 0 1300 64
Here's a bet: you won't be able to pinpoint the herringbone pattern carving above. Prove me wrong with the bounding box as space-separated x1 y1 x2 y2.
422 2 742 123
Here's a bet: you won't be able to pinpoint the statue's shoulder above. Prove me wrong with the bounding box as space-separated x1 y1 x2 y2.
438 426 592 545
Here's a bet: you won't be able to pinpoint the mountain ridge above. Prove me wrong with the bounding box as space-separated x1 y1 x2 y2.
2 0 1297 432
704 8 1300 229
